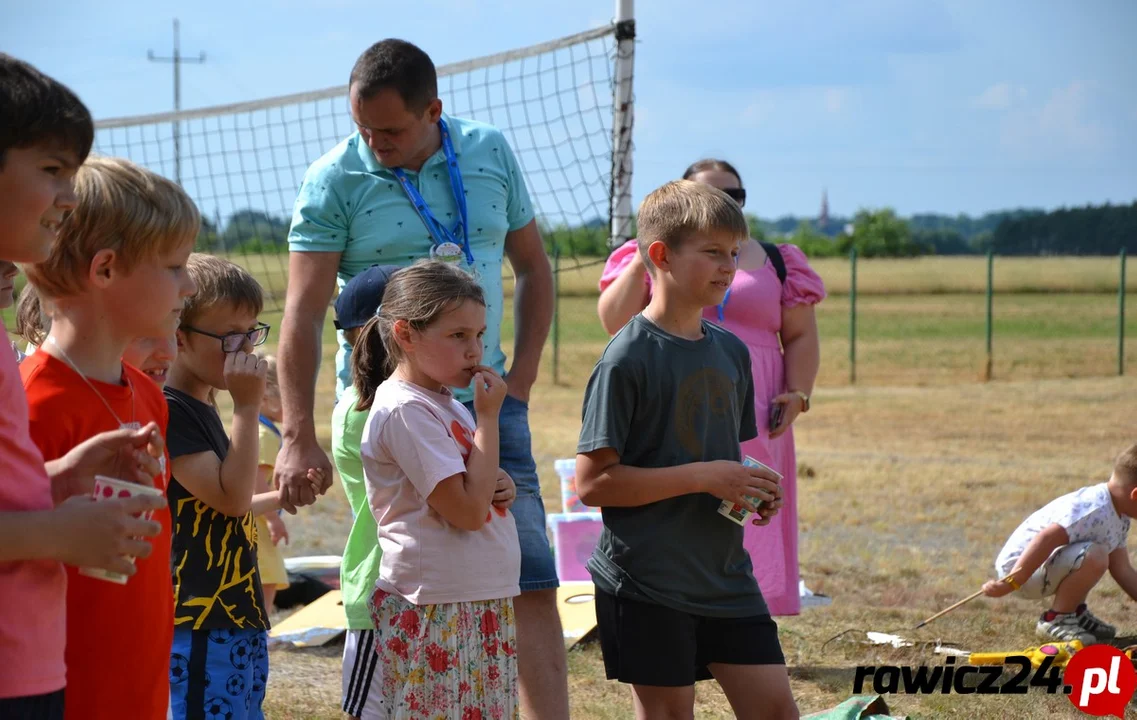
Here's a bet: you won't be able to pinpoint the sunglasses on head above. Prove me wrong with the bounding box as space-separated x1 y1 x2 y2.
181 323 271 353
720 187 746 207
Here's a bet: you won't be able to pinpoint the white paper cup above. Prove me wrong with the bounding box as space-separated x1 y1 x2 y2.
78 475 164 585
717 456 784 526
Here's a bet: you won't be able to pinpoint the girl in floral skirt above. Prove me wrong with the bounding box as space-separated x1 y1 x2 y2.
351 261 520 720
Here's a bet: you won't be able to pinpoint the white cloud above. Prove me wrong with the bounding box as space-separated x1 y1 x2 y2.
1035 82 1105 149
973 82 1026 110
738 86 855 129
999 81 1109 153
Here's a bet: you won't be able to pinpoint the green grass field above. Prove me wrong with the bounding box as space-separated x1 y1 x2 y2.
251 297 1137 718
6 254 1137 717
167 252 1137 305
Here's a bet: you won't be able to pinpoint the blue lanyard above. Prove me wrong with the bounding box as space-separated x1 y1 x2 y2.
391 119 473 265
716 253 742 323
258 415 282 439
716 287 732 323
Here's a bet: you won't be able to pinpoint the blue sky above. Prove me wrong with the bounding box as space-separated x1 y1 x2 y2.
5 0 1136 219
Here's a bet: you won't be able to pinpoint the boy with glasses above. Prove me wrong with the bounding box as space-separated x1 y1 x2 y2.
164 253 322 720
179 321 271 353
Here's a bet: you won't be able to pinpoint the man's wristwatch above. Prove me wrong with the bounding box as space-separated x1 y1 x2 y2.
790 390 810 413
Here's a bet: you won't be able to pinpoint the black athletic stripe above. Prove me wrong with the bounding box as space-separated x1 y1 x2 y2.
187 630 210 720
344 629 375 715
356 640 381 715
343 629 370 714
348 629 378 715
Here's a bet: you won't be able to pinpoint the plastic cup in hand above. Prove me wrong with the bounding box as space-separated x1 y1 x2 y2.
717 456 783 526
78 475 165 585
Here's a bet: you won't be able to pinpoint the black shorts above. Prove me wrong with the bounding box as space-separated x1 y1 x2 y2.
0 689 65 720
594 588 786 687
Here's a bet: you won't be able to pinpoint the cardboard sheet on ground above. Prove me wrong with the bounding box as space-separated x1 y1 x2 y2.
269 589 346 648
558 581 598 647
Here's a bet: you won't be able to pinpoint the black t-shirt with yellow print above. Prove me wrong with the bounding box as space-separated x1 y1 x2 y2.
164 387 268 631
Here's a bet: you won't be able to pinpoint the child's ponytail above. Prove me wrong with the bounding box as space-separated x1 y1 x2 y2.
351 314 390 412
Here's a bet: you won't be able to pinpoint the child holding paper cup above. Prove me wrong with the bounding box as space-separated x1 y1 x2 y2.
0 54 170 720
20 154 198 720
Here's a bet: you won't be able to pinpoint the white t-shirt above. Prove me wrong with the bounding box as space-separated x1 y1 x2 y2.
361 379 520 605
996 482 1130 575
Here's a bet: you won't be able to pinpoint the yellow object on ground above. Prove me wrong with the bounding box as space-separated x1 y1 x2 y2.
558 581 598 648
269 590 346 647
969 640 1083 668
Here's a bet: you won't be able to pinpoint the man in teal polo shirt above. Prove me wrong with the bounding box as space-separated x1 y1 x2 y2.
276 39 568 718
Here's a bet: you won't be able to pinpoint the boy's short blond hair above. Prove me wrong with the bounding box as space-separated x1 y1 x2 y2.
182 253 264 327
1114 443 1137 487
26 156 200 299
636 180 749 267
262 354 279 396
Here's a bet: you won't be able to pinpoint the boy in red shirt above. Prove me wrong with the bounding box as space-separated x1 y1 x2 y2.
0 53 167 720
21 154 198 720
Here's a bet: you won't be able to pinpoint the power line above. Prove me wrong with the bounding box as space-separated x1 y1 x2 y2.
147 19 205 186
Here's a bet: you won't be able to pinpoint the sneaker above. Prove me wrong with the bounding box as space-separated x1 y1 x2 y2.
1076 604 1117 640
1037 611 1097 644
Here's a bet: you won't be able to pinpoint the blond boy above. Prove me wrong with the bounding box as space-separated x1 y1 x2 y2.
20 155 198 720
575 181 798 719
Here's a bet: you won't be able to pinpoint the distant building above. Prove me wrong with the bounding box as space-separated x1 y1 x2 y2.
818 188 830 233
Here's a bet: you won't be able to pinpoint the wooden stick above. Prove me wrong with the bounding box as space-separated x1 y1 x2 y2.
914 578 1012 630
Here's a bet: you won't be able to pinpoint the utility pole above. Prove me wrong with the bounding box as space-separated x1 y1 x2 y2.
148 19 205 185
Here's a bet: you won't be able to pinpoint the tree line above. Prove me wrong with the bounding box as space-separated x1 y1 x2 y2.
197 201 1137 259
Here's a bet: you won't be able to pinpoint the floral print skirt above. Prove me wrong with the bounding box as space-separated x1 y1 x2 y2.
369 588 519 720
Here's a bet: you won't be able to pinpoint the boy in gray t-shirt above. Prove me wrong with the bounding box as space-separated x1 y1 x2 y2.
577 180 798 718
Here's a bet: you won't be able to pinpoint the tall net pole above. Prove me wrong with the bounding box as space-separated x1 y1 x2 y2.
610 0 636 249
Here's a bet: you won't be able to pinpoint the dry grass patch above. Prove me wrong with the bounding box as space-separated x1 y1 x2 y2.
263 367 1137 718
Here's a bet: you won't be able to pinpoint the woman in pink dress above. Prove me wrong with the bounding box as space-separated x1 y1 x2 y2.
596 159 825 615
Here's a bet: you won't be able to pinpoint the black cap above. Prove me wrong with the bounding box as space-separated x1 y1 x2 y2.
333 265 401 331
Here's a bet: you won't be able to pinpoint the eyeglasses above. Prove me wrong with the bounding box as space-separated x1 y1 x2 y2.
181 323 271 353
720 187 746 207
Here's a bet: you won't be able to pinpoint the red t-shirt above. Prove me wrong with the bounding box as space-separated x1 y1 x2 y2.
21 352 173 720
0 336 66 699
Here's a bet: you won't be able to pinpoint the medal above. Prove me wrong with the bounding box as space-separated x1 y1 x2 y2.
392 118 475 267
431 241 465 264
